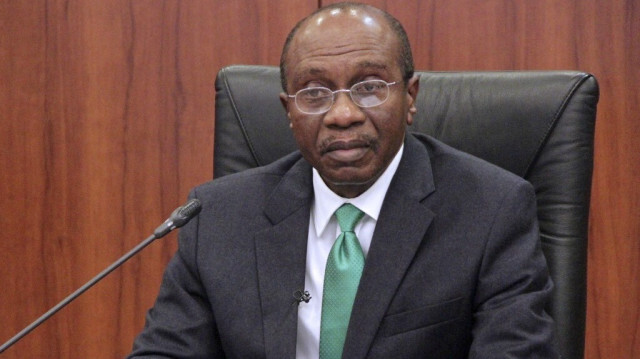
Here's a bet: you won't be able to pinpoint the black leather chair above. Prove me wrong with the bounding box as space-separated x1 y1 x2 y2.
213 65 599 359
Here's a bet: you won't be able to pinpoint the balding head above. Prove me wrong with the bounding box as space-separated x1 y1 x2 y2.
279 2 414 92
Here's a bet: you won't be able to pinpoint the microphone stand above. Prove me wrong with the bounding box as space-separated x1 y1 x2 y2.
0 234 157 353
0 198 201 353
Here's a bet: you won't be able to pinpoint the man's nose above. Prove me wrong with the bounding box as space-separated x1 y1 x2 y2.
323 92 366 127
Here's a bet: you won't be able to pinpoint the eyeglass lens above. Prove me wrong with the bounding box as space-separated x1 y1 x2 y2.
294 80 393 114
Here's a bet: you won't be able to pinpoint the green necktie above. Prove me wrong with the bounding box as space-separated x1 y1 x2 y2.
319 203 365 359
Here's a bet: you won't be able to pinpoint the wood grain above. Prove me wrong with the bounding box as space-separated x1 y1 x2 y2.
1 0 638 357
0 0 314 357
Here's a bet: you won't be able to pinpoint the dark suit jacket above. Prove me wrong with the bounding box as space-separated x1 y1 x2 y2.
129 133 556 358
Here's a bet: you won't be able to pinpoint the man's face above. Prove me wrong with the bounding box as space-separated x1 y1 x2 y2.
280 8 419 198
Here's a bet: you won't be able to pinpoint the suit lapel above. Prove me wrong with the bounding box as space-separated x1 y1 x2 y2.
254 158 313 359
343 135 437 359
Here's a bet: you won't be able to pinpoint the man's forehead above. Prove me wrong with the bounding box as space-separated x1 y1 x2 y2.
288 8 393 62
282 5 402 89
296 61 388 77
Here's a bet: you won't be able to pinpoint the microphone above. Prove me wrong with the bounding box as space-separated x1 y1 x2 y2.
293 290 312 304
0 198 202 354
154 198 203 238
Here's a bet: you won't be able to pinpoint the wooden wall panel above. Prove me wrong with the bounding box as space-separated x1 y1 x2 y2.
0 0 314 358
1 0 638 358
582 1 640 357
0 2 48 357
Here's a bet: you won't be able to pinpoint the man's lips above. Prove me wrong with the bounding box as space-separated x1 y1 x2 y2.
322 140 370 162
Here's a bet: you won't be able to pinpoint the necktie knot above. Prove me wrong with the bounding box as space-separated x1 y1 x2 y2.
335 203 364 233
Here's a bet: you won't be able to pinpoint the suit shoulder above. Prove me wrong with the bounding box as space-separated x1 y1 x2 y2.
411 133 527 187
193 151 304 199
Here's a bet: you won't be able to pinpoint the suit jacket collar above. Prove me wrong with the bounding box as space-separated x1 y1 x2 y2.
255 157 313 358
256 134 436 359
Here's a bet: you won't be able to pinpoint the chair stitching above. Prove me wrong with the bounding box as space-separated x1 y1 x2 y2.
523 73 592 178
220 66 262 167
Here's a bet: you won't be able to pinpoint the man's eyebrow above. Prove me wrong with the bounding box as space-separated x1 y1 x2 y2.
291 67 327 87
291 62 388 88
297 67 326 79
356 61 388 71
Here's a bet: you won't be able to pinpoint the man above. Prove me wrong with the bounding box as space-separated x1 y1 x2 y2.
129 2 556 358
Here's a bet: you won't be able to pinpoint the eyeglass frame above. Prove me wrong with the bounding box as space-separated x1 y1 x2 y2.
286 79 399 115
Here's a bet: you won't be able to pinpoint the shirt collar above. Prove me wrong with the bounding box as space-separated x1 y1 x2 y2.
311 144 404 237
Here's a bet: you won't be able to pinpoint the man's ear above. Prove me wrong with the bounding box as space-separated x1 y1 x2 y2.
279 92 289 110
406 74 420 125
279 92 293 127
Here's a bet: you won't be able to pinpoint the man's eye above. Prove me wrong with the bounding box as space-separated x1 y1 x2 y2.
355 82 383 94
304 88 326 97
300 88 331 101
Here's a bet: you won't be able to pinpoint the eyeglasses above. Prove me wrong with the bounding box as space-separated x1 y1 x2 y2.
287 79 398 115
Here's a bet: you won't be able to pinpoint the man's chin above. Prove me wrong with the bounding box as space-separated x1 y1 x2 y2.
320 170 381 197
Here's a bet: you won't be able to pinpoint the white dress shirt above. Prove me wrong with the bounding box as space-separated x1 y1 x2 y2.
295 144 404 359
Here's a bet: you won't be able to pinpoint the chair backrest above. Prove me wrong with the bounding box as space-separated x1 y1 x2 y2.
214 65 599 359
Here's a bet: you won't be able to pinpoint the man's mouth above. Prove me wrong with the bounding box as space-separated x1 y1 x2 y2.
322 139 370 163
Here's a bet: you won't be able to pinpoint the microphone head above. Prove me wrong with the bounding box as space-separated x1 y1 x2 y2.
172 199 202 228
153 199 202 238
